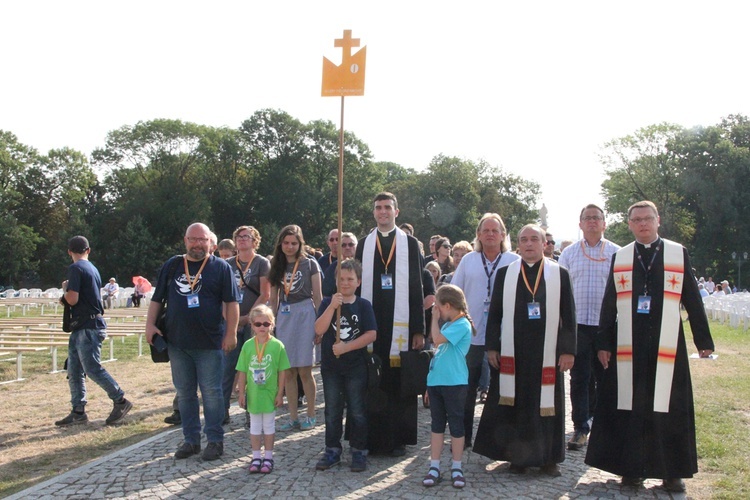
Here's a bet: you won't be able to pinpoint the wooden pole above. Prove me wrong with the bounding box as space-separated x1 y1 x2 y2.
335 95 345 349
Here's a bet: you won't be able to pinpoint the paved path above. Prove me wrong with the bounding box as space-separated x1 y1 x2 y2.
9 370 686 499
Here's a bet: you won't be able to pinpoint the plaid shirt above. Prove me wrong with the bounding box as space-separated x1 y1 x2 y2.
558 238 620 326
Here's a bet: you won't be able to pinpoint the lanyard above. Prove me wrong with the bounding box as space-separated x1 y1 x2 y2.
521 259 545 301
183 255 209 293
283 258 301 298
580 239 608 262
254 336 268 364
375 234 396 274
481 252 503 299
236 254 256 288
634 241 661 295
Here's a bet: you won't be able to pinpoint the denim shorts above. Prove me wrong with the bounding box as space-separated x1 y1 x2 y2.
428 385 468 437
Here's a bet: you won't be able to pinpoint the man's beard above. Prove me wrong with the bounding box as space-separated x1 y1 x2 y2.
187 248 207 260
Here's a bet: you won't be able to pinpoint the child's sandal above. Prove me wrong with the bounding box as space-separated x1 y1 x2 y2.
422 467 441 487
260 458 274 474
451 468 466 489
248 458 262 474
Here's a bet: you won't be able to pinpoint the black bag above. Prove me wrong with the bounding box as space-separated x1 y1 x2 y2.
60 296 73 333
399 350 433 398
365 351 382 390
149 256 181 363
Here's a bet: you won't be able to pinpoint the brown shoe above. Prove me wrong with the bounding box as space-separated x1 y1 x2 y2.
663 478 685 492
541 463 561 477
567 430 588 450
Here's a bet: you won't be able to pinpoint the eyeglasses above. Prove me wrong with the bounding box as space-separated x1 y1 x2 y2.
329 237 339 242
236 234 253 241
253 322 272 328
581 216 604 222
186 237 209 244
442 244 451 249
341 242 356 247
629 216 656 224
546 240 555 245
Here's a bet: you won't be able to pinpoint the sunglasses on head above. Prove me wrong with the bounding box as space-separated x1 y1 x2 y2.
253 321 272 328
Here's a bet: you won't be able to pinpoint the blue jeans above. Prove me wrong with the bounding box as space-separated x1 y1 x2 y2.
67 328 124 410
222 327 251 410
570 324 603 433
168 345 225 444
463 344 485 445
322 363 368 451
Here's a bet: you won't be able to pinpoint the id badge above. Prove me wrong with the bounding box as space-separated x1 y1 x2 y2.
528 302 541 320
237 291 244 304
381 274 393 290
187 294 200 308
637 295 651 314
280 301 291 314
252 368 266 385
483 299 491 317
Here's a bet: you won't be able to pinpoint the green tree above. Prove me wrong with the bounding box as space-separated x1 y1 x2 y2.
600 123 694 246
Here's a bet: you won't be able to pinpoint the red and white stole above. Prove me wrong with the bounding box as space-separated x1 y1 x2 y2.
613 239 684 413
499 259 561 416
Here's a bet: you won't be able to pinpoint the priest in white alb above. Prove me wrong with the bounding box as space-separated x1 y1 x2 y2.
474 224 576 476
585 200 714 493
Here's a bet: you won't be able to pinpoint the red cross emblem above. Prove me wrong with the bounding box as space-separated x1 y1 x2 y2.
617 274 630 290
667 274 680 290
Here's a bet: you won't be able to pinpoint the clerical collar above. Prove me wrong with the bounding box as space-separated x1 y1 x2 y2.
638 236 661 249
524 259 542 267
378 227 396 237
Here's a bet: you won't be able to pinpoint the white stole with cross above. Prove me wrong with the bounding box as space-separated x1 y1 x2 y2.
613 239 684 413
361 227 410 367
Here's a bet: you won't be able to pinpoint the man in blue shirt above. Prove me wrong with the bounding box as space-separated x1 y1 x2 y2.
147 223 240 461
55 236 132 427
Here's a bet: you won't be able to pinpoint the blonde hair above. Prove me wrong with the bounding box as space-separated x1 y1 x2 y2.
249 304 276 329
435 284 476 336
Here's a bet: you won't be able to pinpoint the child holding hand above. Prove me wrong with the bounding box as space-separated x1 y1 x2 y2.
236 304 290 474
423 285 474 489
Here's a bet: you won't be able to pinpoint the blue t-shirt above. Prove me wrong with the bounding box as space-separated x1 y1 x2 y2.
317 296 377 372
66 259 106 330
427 316 472 387
152 255 239 350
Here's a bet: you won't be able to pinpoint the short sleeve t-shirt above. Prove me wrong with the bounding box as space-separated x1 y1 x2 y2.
66 259 106 330
236 336 291 414
227 255 271 315
427 316 472 387
281 256 321 304
317 296 377 372
151 255 239 350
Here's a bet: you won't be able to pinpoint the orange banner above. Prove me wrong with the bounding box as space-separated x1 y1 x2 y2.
322 30 366 97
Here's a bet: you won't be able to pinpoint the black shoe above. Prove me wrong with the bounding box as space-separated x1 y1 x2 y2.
175 442 201 459
55 411 88 427
663 478 685 492
621 476 644 487
164 411 181 425
202 441 224 461
508 464 527 474
390 445 406 457
222 408 230 425
106 398 133 425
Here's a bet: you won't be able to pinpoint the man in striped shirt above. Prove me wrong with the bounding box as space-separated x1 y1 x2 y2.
558 204 620 451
